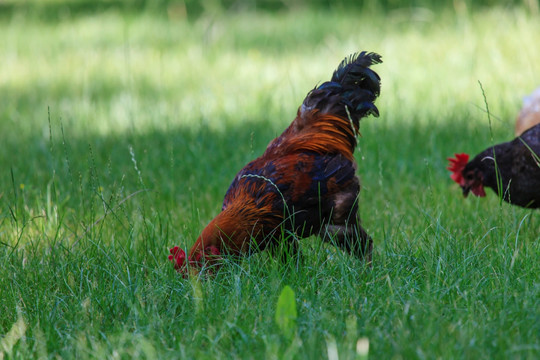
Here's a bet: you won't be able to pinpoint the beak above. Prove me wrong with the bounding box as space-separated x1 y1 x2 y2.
461 186 470 197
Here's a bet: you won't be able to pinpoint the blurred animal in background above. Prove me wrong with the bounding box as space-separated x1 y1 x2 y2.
515 87 540 136
448 123 540 208
169 52 382 276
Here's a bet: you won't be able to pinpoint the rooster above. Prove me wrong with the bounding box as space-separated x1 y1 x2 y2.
448 123 540 208
169 52 382 275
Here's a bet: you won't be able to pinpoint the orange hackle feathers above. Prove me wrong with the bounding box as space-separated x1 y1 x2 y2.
268 111 360 161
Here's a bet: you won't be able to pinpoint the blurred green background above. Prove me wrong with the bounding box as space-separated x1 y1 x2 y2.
1 0 539 19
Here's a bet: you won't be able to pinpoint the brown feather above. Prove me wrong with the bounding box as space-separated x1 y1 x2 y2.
177 52 382 274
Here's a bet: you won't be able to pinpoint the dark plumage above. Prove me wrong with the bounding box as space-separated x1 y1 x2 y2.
448 123 540 208
169 52 382 274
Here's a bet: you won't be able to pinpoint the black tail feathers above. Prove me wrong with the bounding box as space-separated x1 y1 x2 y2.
306 51 382 121
331 51 382 98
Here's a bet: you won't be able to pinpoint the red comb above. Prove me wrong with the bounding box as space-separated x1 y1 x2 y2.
447 153 469 185
168 246 186 270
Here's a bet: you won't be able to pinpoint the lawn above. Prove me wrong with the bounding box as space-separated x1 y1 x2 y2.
0 3 539 359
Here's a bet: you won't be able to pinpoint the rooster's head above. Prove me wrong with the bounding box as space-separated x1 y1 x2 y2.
168 245 221 278
447 153 486 197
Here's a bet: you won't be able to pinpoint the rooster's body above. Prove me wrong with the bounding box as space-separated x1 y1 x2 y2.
170 52 382 273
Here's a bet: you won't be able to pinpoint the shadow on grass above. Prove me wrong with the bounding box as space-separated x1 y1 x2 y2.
2 107 512 221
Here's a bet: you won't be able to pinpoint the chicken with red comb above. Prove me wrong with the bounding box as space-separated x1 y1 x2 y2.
448 124 540 208
447 152 486 197
168 51 382 275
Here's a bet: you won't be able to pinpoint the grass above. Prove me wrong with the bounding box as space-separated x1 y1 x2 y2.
1 5 539 359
